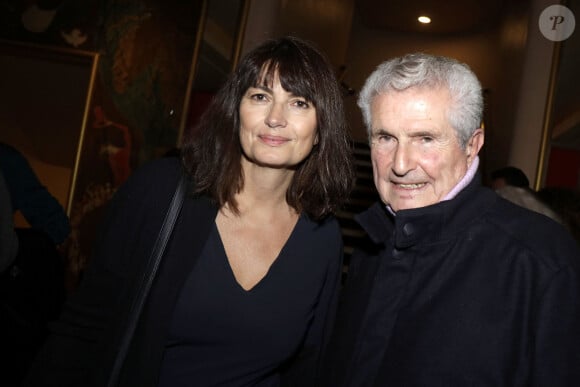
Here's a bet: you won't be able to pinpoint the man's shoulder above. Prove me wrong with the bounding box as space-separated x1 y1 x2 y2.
484 195 579 268
488 194 569 238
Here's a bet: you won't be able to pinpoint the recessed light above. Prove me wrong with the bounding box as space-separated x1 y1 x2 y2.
418 16 431 24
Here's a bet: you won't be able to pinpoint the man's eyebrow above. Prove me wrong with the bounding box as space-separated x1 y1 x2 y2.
371 128 390 135
408 130 438 138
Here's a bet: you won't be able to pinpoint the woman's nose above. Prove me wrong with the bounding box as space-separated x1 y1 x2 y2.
265 103 287 128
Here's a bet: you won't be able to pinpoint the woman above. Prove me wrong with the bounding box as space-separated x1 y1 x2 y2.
24 36 354 386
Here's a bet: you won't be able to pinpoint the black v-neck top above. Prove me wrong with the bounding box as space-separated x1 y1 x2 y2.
158 217 332 386
23 158 342 387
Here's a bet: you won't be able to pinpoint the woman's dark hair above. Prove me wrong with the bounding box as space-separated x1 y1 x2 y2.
181 36 354 220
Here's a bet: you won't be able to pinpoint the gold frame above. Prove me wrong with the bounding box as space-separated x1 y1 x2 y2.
535 41 562 190
177 0 250 144
0 39 99 216
67 51 100 215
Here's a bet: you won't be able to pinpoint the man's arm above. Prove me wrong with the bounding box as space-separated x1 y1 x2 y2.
533 262 580 386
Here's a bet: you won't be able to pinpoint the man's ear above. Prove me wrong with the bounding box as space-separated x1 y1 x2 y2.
466 128 484 165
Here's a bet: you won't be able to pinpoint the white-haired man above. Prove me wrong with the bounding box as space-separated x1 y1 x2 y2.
323 53 580 386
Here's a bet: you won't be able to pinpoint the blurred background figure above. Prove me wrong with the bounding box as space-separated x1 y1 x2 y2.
0 142 68 386
495 185 562 224
490 165 530 190
491 165 578 243
0 142 70 247
491 165 566 230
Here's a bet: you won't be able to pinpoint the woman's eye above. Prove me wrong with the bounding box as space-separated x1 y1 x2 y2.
294 100 310 109
251 93 267 101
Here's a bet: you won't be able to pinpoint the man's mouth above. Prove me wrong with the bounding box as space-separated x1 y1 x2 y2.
396 183 426 189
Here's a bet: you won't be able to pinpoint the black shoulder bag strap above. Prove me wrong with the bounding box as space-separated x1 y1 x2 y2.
106 174 188 387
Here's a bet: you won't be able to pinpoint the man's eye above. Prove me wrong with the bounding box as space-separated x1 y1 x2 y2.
421 136 434 143
371 134 395 149
378 134 393 142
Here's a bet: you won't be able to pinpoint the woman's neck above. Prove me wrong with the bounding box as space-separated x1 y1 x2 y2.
236 158 295 211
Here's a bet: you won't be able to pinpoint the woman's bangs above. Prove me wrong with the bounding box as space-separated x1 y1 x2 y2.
252 58 315 104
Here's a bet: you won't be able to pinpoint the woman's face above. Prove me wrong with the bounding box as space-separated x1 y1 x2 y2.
238 72 318 170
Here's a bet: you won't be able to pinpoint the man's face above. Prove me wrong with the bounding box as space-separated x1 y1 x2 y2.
369 87 483 212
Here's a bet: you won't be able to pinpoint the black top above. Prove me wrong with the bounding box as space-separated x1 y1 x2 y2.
23 158 343 387
159 219 323 386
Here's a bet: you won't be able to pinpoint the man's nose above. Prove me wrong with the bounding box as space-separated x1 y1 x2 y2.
391 143 415 176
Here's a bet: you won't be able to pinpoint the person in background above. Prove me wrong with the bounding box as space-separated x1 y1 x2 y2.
0 145 68 385
24 36 354 387
0 170 18 272
490 165 530 190
495 184 562 223
491 166 564 226
323 53 580 386
0 142 70 247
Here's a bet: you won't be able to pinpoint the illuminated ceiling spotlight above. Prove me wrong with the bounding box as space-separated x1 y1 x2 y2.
418 15 431 24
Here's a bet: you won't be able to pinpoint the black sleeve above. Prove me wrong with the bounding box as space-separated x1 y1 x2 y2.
22 158 182 387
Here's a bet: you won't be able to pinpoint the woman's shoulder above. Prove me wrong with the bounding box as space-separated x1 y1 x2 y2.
300 214 342 246
117 157 182 196
128 157 182 185
105 157 185 220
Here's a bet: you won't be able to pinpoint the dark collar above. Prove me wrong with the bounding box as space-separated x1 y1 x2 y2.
355 175 497 250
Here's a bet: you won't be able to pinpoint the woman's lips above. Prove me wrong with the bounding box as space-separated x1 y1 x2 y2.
259 135 289 146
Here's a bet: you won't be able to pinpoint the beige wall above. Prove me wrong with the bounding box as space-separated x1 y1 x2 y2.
342 5 530 181
510 0 558 187
243 0 355 68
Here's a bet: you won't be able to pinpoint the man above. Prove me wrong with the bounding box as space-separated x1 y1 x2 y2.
323 53 580 386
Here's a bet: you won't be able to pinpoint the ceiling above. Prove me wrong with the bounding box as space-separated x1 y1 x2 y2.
355 0 521 34
356 0 580 152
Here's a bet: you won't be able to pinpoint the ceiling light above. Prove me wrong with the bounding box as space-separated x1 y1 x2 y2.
418 16 431 24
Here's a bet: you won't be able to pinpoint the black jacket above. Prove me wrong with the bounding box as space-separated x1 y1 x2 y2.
324 176 580 386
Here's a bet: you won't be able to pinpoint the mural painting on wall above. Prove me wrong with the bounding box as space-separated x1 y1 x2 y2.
68 0 202 281
1 0 203 282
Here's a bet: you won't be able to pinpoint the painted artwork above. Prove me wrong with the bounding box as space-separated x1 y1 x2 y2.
67 0 203 280
0 0 204 282
0 0 101 50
